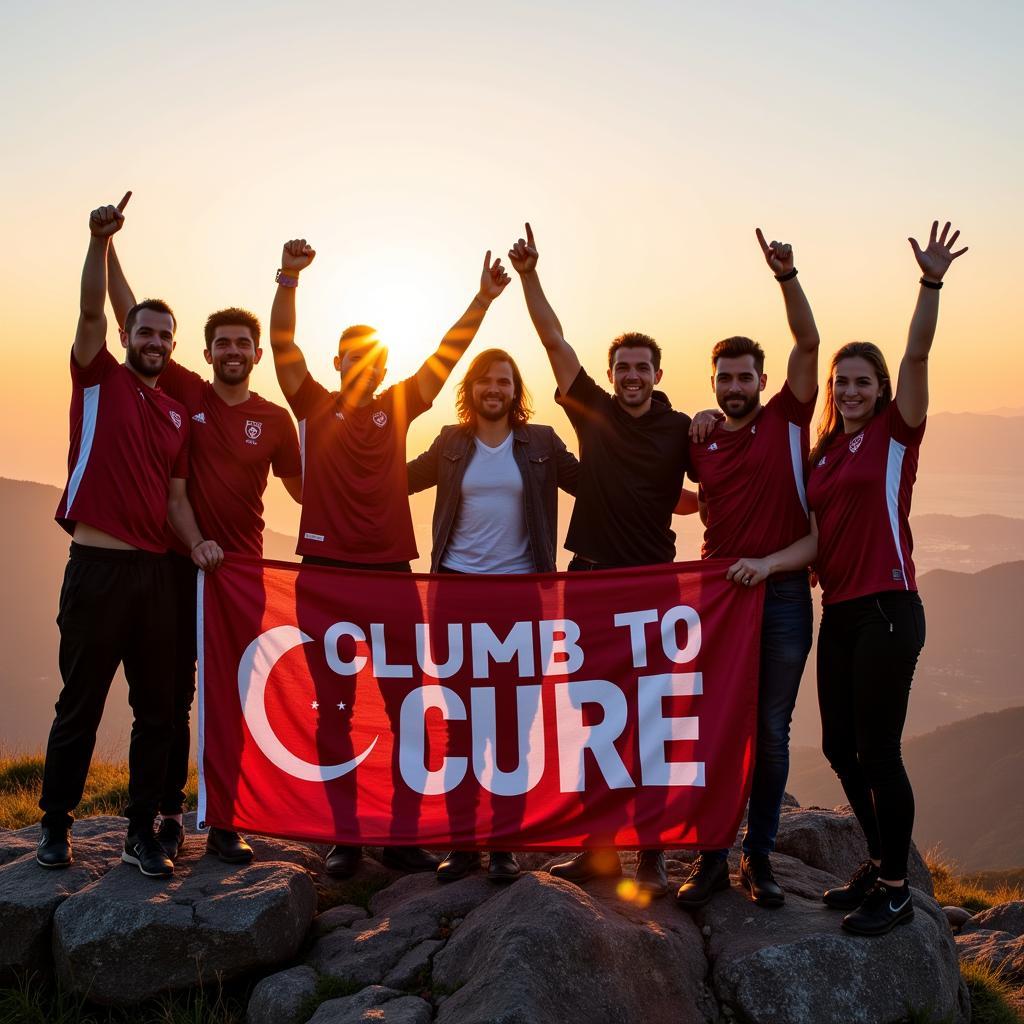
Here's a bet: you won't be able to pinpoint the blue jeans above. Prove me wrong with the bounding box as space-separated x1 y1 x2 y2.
706 574 812 860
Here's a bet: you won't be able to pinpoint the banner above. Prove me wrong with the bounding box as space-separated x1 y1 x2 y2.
197 556 763 850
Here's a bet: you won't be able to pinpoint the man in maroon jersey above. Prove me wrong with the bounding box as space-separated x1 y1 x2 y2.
268 237 510 877
107 241 302 865
38 194 223 879
675 230 820 911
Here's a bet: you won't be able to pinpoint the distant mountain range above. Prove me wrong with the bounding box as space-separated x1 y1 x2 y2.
789 706 1024 871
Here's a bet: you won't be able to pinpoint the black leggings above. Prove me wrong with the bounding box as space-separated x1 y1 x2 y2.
817 590 925 880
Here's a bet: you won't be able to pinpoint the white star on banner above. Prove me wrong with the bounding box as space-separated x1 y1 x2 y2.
337 701 347 711
311 701 319 710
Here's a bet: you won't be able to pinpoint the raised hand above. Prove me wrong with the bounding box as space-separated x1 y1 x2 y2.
479 251 511 303
89 191 131 238
508 223 539 275
909 221 968 282
756 227 794 276
281 238 316 273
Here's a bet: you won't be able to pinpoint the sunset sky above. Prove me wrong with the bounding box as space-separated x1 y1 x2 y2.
2 1 1021 537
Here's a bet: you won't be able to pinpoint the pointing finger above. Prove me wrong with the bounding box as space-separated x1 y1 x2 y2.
525 222 535 247
116 190 132 213
483 250 492 271
755 227 770 255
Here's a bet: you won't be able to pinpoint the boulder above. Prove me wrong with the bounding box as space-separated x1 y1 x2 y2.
962 900 1024 936
775 806 933 896
431 872 712 1024
943 906 973 930
53 841 316 1004
308 985 432 1024
699 857 967 1024
311 904 370 937
246 964 318 1024
957 929 1024 983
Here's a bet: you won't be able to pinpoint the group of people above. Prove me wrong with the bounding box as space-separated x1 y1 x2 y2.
35 191 967 940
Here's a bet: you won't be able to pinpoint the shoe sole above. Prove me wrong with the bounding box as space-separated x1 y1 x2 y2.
823 893 866 910
675 872 731 909
36 855 72 869
841 907 915 936
487 871 522 884
121 852 173 878
206 848 253 865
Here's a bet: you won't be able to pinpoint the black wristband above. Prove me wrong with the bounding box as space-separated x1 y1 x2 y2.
919 277 943 290
775 268 798 283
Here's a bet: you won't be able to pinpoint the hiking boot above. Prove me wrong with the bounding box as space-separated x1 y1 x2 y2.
842 880 914 936
675 854 730 909
487 851 521 883
325 845 362 878
740 852 784 907
156 818 185 862
206 827 253 864
635 851 669 897
548 849 623 884
37 825 72 869
823 859 879 909
382 846 441 873
122 831 174 879
436 850 482 883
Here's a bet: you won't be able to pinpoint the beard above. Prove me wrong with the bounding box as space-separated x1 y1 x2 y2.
614 381 653 406
126 343 170 379
212 357 253 386
718 393 760 419
473 395 512 421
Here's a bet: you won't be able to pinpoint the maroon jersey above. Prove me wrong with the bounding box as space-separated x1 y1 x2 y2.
288 372 430 563
807 402 926 605
158 361 301 557
689 382 815 559
55 347 189 553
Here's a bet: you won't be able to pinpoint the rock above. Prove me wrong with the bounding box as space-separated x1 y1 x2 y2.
53 841 316 1004
774 806 933 896
962 900 1024 936
0 834 122 976
699 858 967 1024
308 985 431 1024
246 965 318 1024
943 906 973 930
432 872 712 1024
312 904 370 936
308 873 495 988
957 929 1024 983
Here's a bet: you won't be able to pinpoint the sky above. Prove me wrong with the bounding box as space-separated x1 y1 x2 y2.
1 0 1021 535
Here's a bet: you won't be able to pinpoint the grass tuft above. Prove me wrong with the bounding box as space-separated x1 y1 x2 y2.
960 960 1023 1024
926 847 1023 913
295 975 363 1022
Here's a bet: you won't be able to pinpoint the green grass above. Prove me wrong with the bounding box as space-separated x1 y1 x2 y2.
961 961 1024 1024
927 847 1024 913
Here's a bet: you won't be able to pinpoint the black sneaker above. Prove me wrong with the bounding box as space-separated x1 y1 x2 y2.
842 880 914 936
436 850 482 883
382 846 441 873
635 851 669 897
548 849 623 884
206 827 254 864
675 854 730 909
823 860 879 909
325 845 362 878
487 851 521 883
122 831 174 878
37 825 73 869
740 853 784 908
156 818 185 862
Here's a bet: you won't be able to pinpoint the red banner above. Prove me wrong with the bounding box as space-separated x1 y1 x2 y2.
197 556 762 850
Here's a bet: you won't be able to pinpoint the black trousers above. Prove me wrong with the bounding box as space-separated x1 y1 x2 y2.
160 553 198 816
40 543 176 832
817 589 925 880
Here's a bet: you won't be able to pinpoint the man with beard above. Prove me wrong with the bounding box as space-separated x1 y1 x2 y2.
674 230 819 911
406 348 579 882
107 244 302 866
38 195 223 879
507 224 692 897
269 238 510 878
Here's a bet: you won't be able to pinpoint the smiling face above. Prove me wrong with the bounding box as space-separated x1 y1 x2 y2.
205 324 260 385
121 309 176 380
470 359 516 422
608 345 662 410
832 355 887 430
713 353 766 421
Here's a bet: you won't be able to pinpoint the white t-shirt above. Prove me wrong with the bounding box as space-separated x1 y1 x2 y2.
441 432 534 574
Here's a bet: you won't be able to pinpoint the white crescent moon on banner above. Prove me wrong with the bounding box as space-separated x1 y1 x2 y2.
237 624 378 782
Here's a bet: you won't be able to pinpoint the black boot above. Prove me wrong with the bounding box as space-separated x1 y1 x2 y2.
122 830 174 879
325 845 363 878
635 851 669 897
436 850 481 883
740 853 784 907
37 825 73 869
156 818 185 862
549 849 623 883
675 854 730 908
382 846 441 873
487 851 521 883
823 859 879 909
206 827 254 864
842 880 914 936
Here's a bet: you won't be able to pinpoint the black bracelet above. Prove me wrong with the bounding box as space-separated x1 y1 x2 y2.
775 268 798 283
919 277 943 290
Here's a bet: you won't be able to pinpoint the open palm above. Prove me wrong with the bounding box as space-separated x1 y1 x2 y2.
910 221 968 281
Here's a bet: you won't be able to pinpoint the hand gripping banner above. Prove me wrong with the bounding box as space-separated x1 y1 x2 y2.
197 556 763 850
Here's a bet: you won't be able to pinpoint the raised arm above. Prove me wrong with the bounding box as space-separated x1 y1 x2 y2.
107 240 138 330
73 192 131 369
508 224 582 396
897 221 968 428
414 253 510 405
756 228 820 403
269 239 315 399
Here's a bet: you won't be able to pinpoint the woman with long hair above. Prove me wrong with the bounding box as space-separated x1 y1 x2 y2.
807 221 968 935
